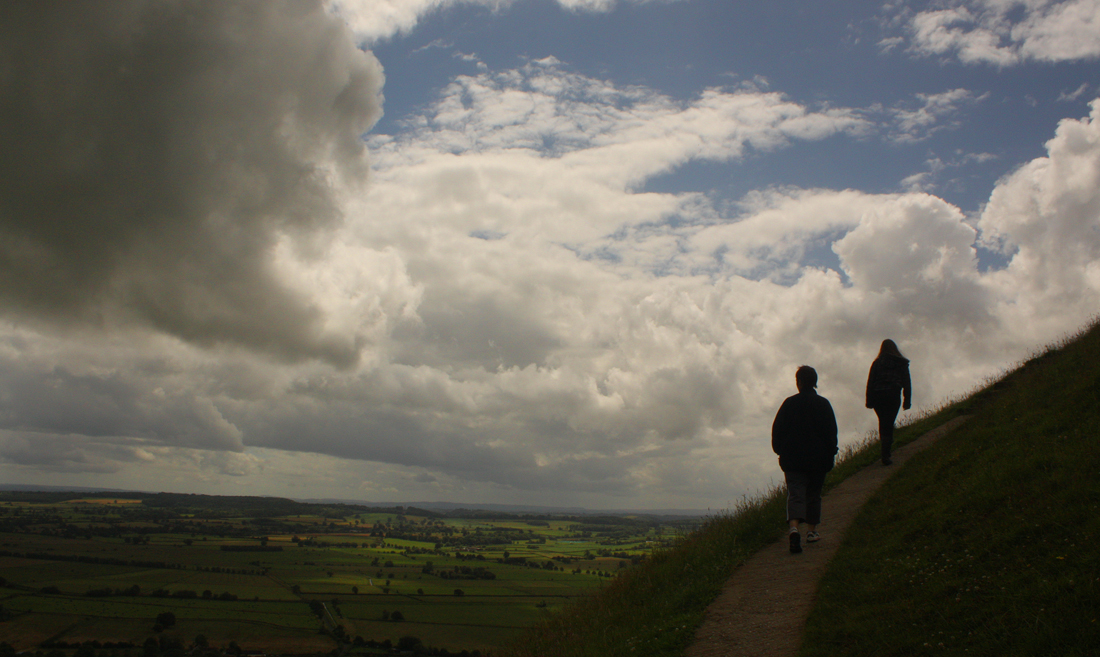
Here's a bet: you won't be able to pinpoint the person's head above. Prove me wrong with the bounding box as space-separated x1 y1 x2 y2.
795 365 817 392
878 339 905 359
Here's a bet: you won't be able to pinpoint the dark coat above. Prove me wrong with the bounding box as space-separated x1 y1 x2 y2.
771 389 838 473
865 354 912 408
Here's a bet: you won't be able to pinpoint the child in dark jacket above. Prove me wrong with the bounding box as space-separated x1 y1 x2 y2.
772 365 838 554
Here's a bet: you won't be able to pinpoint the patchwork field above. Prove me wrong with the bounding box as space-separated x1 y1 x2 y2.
0 493 698 654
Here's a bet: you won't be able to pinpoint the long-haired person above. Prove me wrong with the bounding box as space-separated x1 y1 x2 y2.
865 339 912 465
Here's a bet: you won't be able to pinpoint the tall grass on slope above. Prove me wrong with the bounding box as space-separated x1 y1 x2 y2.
803 319 1100 657
503 387 960 657
501 489 786 657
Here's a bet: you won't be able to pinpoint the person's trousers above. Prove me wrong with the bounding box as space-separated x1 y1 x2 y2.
784 470 827 525
872 392 902 461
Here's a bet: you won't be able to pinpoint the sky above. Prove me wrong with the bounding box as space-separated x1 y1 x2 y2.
0 0 1098 512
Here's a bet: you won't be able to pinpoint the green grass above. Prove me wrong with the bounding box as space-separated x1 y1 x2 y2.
0 500 667 652
1 594 319 630
802 320 1100 656
504 318 1100 657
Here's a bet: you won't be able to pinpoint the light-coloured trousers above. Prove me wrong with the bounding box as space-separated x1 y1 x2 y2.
784 470 826 525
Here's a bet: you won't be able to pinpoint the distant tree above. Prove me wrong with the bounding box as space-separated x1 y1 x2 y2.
397 636 423 652
453 589 464 596
193 635 208 649
390 610 405 621
155 611 176 628
143 637 159 657
351 585 358 595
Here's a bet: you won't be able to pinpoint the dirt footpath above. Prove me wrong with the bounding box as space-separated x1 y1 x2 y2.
684 416 971 657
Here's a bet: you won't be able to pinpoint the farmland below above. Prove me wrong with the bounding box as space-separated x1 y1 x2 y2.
0 492 701 655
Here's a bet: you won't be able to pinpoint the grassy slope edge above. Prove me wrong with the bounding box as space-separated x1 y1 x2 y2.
802 319 1100 656
505 318 1100 657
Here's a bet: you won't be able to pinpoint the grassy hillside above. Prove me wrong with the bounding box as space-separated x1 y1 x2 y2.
503 318 1100 657
803 319 1100 656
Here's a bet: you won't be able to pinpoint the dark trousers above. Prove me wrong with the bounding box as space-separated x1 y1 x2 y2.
784 470 827 525
872 391 902 461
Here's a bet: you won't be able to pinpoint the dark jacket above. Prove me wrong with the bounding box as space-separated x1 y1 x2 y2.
771 390 838 473
865 355 912 408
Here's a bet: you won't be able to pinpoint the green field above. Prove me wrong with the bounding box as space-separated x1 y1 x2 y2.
0 496 695 654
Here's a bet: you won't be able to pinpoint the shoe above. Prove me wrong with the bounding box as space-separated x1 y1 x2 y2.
789 530 802 554
806 531 820 543
882 458 893 465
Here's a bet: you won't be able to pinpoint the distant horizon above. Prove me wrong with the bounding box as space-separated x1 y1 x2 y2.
0 483 710 517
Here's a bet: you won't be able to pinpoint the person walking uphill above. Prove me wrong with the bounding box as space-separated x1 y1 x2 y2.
865 339 912 466
772 366 838 554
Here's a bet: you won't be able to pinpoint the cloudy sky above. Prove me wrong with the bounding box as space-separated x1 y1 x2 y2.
1 0 1098 511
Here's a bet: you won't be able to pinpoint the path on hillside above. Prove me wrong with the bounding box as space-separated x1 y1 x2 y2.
684 416 971 657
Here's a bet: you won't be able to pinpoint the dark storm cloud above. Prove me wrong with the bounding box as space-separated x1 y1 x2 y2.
0 0 383 365
0 354 246 452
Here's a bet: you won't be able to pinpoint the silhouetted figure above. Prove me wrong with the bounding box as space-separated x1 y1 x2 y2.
865 339 912 466
772 365 838 554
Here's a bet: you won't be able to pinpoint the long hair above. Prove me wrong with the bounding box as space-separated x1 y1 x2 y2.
878 339 905 359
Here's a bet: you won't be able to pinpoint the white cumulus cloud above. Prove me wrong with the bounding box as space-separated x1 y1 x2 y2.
889 0 1100 65
2 3 1099 509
